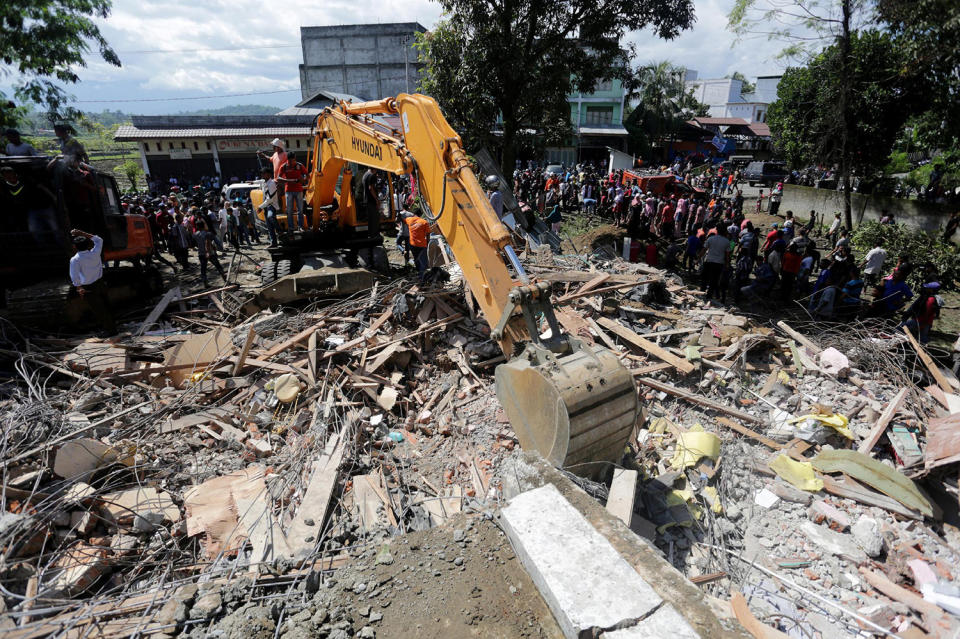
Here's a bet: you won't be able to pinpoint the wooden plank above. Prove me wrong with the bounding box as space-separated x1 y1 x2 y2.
605 468 637 525
585 317 618 351
759 367 780 398
137 287 181 335
364 342 402 375
857 387 909 455
556 308 594 344
534 271 649 285
285 433 344 555
731 591 793 639
597 317 694 374
307 330 318 385
903 326 953 394
716 417 784 450
619 305 683 321
820 474 921 519
636 377 764 424
858 567 944 620
776 320 821 355
631 362 674 376
256 319 325 361
232 325 256 377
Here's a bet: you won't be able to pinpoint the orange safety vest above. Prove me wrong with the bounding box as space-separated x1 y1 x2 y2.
405 216 430 247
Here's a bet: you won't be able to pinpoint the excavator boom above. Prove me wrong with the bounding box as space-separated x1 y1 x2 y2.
305 94 638 476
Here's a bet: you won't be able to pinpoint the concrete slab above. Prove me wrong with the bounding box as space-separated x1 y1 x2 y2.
603 604 701 638
501 483 663 639
499 452 751 639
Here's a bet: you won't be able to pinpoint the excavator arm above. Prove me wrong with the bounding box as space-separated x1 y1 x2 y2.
306 94 638 476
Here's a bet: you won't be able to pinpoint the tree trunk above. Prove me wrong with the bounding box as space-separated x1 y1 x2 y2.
500 104 518 186
840 0 853 231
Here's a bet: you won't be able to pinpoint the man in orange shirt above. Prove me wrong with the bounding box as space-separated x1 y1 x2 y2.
402 211 430 280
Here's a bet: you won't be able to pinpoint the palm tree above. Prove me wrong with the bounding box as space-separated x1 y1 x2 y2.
625 60 707 158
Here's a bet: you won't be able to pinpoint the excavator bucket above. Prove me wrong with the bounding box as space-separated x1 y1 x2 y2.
495 343 638 478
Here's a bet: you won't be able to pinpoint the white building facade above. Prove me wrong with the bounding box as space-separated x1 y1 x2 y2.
684 71 781 124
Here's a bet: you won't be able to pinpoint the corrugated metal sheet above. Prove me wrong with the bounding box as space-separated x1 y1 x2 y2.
114 125 312 141
578 126 629 136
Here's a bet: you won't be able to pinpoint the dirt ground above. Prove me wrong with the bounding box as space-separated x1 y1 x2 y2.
302 514 562 639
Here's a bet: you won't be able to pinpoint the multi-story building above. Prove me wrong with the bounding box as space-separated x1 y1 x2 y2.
545 77 629 166
299 23 427 101
684 71 781 124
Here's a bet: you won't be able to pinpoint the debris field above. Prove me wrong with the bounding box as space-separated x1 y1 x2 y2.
1 236 960 639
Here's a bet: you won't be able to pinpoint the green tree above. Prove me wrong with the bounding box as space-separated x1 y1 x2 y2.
876 0 960 148
0 0 120 128
726 71 756 94
729 0 877 229
417 0 696 179
624 61 708 159
115 159 143 191
767 31 915 194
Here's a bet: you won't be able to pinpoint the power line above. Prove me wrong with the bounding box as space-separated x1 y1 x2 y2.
116 44 299 54
74 89 300 103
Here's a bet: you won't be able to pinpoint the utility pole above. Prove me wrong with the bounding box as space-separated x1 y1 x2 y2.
403 35 410 94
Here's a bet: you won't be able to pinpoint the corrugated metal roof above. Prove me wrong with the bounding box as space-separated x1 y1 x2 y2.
114 125 312 140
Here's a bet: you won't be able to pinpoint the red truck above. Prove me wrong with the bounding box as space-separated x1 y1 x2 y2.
620 171 704 197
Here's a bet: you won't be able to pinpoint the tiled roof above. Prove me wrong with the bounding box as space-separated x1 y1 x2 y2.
748 122 771 137
114 125 312 140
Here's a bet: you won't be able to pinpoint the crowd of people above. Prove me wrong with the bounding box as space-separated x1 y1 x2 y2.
508 160 942 343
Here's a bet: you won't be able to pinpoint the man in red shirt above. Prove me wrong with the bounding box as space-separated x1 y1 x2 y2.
278 152 307 229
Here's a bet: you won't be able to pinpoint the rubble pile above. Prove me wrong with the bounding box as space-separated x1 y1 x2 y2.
1 237 959 638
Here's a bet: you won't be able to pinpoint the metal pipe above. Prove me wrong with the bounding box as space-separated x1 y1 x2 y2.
503 245 529 284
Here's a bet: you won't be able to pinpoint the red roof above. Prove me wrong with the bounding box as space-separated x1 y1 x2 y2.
748 122 771 137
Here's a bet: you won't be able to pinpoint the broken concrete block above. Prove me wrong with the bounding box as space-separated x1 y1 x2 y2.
799 521 867 563
70 511 96 536
500 483 663 639
851 517 883 558
188 591 222 620
101 487 180 528
603 603 700 638
807 500 850 531
818 347 850 376
110 534 139 556
45 541 112 596
246 437 273 457
54 438 115 480
769 481 813 505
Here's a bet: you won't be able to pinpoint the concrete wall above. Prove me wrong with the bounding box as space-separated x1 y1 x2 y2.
782 184 951 232
299 23 425 100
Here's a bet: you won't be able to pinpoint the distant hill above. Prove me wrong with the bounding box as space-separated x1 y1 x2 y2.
174 104 280 116
17 104 283 134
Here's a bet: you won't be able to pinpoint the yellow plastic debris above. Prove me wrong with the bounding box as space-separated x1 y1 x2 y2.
769 454 824 492
789 412 853 439
702 485 723 513
670 429 721 470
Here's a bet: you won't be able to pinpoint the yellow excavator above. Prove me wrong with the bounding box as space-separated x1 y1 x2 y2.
254 94 638 476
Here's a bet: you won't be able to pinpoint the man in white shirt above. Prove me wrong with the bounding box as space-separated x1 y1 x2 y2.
861 239 888 286
4 129 37 156
69 229 115 334
257 167 281 247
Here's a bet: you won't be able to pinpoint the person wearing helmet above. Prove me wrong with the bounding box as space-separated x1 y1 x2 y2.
484 175 503 217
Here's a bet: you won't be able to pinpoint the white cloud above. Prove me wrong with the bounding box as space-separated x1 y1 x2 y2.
52 0 794 114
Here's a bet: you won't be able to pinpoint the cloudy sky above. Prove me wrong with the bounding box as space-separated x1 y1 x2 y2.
7 0 789 115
